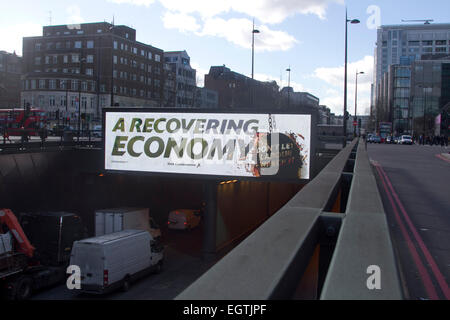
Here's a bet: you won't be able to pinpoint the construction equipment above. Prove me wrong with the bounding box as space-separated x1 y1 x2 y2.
0 209 86 300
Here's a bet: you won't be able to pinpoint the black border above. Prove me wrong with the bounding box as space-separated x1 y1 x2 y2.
101 107 317 184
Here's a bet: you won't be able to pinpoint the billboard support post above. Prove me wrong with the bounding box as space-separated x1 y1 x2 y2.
202 181 218 261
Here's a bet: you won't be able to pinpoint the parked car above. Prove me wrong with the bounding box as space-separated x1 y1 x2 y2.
91 125 102 138
70 229 163 294
371 135 381 143
399 135 413 145
167 209 202 230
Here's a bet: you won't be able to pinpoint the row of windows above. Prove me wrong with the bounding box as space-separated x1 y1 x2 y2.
113 70 158 84
33 67 95 76
113 86 161 99
35 54 94 65
113 56 161 73
35 40 94 51
113 41 161 62
23 79 97 92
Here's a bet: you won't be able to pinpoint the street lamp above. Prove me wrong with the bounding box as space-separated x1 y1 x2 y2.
251 19 260 80
286 66 291 108
77 57 86 142
354 70 364 137
343 9 360 146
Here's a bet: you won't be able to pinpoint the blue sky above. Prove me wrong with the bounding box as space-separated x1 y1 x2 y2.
1 0 450 115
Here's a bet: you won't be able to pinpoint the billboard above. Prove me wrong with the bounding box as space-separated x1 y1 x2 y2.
104 110 311 181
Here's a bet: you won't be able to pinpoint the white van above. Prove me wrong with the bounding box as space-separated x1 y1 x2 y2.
167 209 201 230
70 230 163 294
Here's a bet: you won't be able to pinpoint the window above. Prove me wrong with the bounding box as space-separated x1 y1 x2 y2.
133 47 137 54
74 41 82 49
113 70 117 78
140 89 144 97
90 97 95 109
125 33 129 39
120 43 124 50
148 52 152 60
415 65 423 72
72 54 79 63
100 96 106 107
433 65 441 72
141 63 145 70
38 95 45 107
49 79 56 89
31 80 36 89
81 96 87 108
408 41 420 46
422 40 433 46
64 55 68 63
154 67 160 75
90 81 96 92
35 43 41 51
114 41 118 49
45 56 50 64
52 55 58 64
141 49 145 56
147 78 151 85
87 40 94 48
49 95 55 106
60 80 67 90
77 30 84 35
35 57 41 65
39 79 45 89
436 47 447 53
56 42 62 49
63 68 68 73
436 40 446 46
71 80 78 91
87 55 94 63
100 84 106 93
82 82 87 91
97 29 102 33
154 79 160 88
113 86 117 93
148 65 152 72
86 68 93 76
113 56 118 64
66 41 71 49
61 96 67 107
53 68 58 73
155 54 161 62
423 47 433 53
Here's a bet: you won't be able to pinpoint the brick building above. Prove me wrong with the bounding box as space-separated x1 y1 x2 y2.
0 51 22 108
21 22 164 127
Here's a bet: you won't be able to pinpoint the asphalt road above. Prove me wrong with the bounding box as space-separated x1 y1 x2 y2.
367 142 450 300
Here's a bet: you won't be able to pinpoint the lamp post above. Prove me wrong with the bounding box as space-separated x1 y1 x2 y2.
251 19 260 108
343 9 360 147
354 70 364 137
251 19 260 80
77 57 86 142
286 66 291 108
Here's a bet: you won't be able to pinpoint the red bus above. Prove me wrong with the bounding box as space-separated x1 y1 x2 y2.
0 108 47 136
378 122 392 143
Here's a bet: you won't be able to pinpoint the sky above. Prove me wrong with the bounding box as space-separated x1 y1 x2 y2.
1 0 450 116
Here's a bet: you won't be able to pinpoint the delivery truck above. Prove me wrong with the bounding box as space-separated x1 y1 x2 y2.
70 229 163 294
95 207 161 240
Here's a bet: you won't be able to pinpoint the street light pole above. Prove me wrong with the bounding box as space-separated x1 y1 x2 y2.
286 66 291 108
343 9 360 147
251 19 260 108
354 70 364 137
77 57 86 142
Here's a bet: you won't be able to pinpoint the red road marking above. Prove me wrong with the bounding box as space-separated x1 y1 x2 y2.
374 164 439 300
436 154 450 164
377 164 450 300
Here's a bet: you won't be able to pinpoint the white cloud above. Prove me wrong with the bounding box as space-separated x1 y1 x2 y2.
66 5 85 27
313 56 374 115
197 17 297 52
109 0 343 23
0 23 42 55
109 0 155 6
162 12 201 33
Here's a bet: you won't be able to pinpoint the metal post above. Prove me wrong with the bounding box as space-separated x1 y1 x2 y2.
202 181 218 261
343 10 348 147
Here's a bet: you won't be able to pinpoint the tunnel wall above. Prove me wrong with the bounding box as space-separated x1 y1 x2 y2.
216 181 303 250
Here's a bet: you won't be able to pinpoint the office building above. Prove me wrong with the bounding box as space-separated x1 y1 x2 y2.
0 51 22 108
164 51 196 108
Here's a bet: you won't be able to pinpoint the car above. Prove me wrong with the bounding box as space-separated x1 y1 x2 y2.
386 136 393 144
371 135 381 143
167 209 202 230
91 124 102 138
399 135 413 145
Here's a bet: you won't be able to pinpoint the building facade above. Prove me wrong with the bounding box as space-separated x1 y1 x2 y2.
164 51 196 108
21 22 164 127
372 23 450 132
0 51 22 108
204 65 279 111
194 87 218 108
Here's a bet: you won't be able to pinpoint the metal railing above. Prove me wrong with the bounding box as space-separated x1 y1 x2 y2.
176 138 403 300
0 130 102 154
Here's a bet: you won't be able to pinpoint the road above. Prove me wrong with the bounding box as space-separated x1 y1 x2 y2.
31 224 234 300
367 142 450 300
